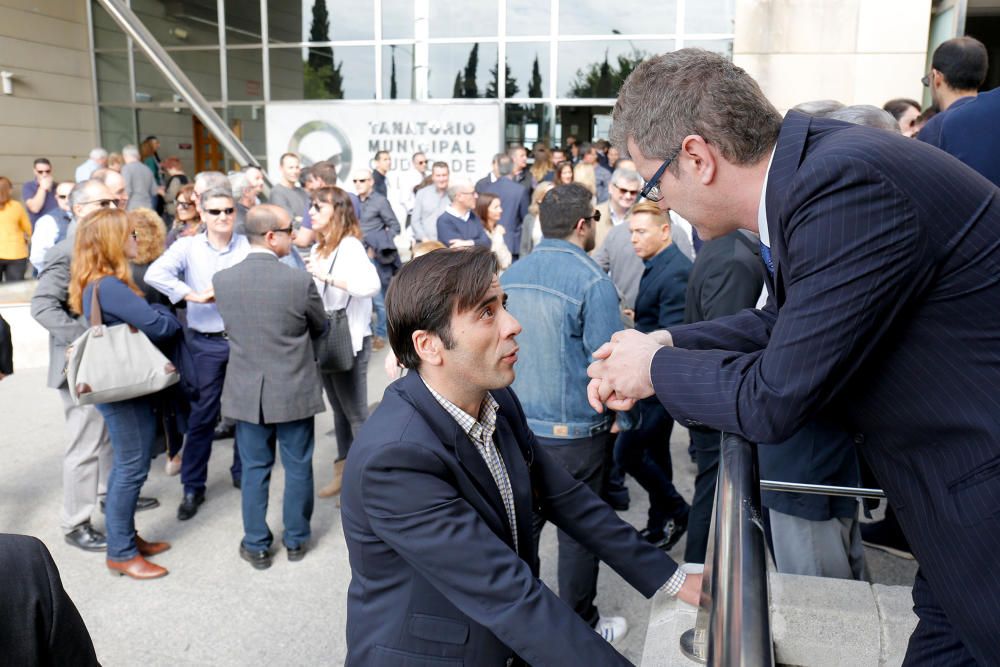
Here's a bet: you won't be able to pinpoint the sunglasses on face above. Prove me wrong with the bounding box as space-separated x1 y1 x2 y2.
35 169 52 175
270 225 294 235
206 207 235 216
352 179 370 184
56 194 69 200
177 201 194 209
614 185 640 196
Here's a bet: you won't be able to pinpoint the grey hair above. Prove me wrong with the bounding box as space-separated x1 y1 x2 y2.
611 167 642 187
194 171 230 193
447 179 473 200
827 105 900 133
69 179 104 210
201 187 234 205
89 147 108 160
792 99 846 117
611 49 782 169
496 155 514 176
122 144 140 160
228 170 251 201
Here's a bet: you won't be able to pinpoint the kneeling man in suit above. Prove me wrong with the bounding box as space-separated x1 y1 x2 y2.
341 246 701 666
214 204 328 569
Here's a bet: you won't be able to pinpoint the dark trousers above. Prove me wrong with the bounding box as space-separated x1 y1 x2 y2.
181 332 240 495
320 335 372 460
95 397 156 561
614 397 689 533
904 569 978 666
236 417 315 551
531 431 610 627
0 258 27 282
685 428 721 563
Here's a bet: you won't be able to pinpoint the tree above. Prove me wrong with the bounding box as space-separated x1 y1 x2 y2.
486 58 519 98
390 47 398 99
307 0 332 71
304 1 344 99
568 49 647 98
462 43 480 98
528 54 543 98
453 72 464 98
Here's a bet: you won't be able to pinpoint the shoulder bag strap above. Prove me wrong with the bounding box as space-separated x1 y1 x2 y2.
320 247 352 310
89 280 104 328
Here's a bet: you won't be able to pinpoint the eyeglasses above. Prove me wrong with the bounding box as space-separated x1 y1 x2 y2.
269 225 294 235
79 198 118 209
583 210 602 223
639 148 681 203
35 169 52 175
921 71 932 87
415 160 427 165
352 178 370 183
177 201 194 209
205 207 235 216
56 194 69 200
613 184 640 197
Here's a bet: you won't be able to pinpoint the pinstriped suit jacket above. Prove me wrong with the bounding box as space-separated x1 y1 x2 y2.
652 111 1000 663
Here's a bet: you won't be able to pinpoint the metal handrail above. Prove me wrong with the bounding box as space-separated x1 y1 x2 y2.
680 434 774 666
759 480 886 500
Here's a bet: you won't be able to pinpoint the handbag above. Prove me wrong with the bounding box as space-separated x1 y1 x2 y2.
65 280 180 405
314 249 355 373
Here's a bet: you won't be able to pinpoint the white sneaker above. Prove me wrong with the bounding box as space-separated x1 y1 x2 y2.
595 616 628 645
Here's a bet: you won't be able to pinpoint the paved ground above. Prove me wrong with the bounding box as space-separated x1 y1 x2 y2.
0 327 916 665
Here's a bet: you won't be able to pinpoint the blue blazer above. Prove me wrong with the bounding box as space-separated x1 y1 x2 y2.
479 176 530 255
932 88 1000 187
651 111 1000 664
341 371 676 666
633 243 692 334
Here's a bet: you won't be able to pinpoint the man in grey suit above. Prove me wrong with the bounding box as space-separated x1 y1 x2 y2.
213 204 327 570
30 180 156 552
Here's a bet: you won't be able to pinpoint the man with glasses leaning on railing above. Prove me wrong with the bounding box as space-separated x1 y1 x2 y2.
588 48 1000 666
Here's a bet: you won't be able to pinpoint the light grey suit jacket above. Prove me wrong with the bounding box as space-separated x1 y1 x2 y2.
213 252 327 424
31 240 87 389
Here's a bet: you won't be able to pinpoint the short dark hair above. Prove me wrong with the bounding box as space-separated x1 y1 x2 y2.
374 150 390 160
882 98 921 120
932 36 988 91
310 160 339 186
33 158 51 168
431 161 449 172
386 246 499 370
279 152 299 166
539 183 592 239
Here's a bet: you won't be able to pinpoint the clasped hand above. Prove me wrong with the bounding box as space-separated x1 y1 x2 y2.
586 329 672 413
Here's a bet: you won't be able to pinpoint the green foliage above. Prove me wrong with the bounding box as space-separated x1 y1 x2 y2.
486 58 519 98
568 49 647 98
303 57 345 100
462 43 480 98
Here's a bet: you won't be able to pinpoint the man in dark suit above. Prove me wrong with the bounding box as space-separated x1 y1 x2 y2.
917 36 988 150
588 49 1000 664
341 246 700 667
478 154 530 258
0 534 98 665
213 205 327 570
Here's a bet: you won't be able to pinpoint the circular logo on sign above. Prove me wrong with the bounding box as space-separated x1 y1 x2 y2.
287 121 353 183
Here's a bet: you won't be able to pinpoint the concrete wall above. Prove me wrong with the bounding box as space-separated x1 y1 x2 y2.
734 0 933 111
0 0 98 191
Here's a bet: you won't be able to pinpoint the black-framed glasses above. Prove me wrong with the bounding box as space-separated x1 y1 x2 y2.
176 201 194 209
34 169 52 175
921 72 932 87
79 198 117 209
583 209 602 223
56 194 69 200
269 225 294 235
352 178 370 183
639 148 680 203
613 184 640 197
205 207 235 216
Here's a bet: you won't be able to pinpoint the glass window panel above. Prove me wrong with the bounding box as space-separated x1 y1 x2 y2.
382 0 415 39
226 106 268 168
685 0 735 34
222 0 263 44
227 49 265 101
92 1 126 50
136 108 197 175
505 42 549 99
100 107 135 154
684 40 733 59
559 0 675 35
382 45 414 99
130 0 221 47
135 49 222 102
505 103 551 146
505 0 551 37
277 0 375 43
269 46 375 100
95 51 131 104
429 1 498 38
268 1 303 42
557 40 673 98
428 43 498 99
328 0 375 40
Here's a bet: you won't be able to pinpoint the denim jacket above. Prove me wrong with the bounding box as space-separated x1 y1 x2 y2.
501 238 622 439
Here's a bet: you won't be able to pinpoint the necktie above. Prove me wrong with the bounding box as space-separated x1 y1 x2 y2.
759 241 775 278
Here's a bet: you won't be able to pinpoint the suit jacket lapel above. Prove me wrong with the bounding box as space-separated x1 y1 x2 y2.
493 411 535 562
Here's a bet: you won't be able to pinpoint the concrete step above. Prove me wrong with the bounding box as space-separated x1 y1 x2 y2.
642 571 916 667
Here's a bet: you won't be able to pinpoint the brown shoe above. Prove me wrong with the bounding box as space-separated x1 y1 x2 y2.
107 554 168 580
318 459 346 498
136 535 171 557
372 336 386 351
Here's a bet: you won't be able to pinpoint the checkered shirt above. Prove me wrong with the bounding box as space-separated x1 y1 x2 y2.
423 380 519 552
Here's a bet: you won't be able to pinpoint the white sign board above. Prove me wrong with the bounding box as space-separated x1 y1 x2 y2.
265 102 501 185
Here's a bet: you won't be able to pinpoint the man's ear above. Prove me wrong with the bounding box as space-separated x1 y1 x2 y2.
412 330 443 367
680 134 717 186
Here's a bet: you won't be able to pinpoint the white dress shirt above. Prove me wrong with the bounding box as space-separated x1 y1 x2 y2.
310 236 381 354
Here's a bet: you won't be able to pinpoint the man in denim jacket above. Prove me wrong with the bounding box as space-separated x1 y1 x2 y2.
501 183 632 644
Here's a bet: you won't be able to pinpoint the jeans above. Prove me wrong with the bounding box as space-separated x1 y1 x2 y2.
96 397 157 561
236 417 316 551
614 397 689 534
372 285 387 339
320 335 372 460
531 432 610 627
685 428 721 564
181 332 240 495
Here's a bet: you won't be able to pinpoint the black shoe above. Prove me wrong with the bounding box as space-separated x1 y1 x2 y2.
232 477 242 490
240 544 272 570
640 518 688 551
99 496 160 514
213 423 236 440
862 518 914 559
64 524 107 552
602 492 630 512
177 492 205 521
286 543 307 562
662 518 688 551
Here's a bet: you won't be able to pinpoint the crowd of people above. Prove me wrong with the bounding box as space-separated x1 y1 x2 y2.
1 33 999 666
